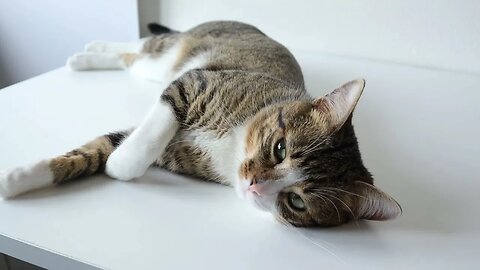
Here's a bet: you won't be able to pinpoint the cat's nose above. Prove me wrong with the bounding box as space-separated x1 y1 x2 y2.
248 183 261 196
249 178 265 186
248 180 267 196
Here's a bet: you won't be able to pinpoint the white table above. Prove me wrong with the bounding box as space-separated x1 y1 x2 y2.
1 51 479 269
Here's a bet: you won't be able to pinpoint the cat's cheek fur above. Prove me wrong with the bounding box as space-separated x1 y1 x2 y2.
234 176 250 199
0 160 54 199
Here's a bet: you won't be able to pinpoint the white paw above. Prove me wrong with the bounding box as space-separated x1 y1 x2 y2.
0 161 53 199
66 52 95 70
105 147 149 181
67 52 123 71
84 41 107 52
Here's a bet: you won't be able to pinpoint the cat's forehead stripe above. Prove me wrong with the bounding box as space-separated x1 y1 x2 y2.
278 107 286 130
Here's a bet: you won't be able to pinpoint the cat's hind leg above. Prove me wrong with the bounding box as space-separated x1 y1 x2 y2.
0 130 130 198
67 39 145 71
67 52 141 71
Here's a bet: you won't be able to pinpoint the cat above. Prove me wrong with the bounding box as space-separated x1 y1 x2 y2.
0 21 401 227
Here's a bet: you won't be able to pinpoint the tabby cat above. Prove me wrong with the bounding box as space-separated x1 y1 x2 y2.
0 21 401 227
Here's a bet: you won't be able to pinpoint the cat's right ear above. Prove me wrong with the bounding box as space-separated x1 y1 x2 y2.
353 181 402 221
312 79 365 132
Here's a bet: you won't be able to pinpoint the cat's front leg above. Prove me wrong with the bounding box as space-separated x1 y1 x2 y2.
105 101 178 181
105 70 196 181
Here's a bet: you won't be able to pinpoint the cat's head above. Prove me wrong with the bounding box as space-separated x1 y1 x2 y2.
236 79 401 227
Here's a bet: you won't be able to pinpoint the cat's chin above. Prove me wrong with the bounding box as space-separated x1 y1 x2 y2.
245 192 272 212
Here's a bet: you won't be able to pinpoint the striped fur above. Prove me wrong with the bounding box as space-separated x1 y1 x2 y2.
0 130 129 198
1 21 401 227
50 130 130 184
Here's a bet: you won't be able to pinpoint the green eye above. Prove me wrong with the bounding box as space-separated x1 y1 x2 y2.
288 192 306 211
274 138 287 163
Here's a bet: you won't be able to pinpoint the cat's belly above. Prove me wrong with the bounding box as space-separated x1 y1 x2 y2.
188 126 247 186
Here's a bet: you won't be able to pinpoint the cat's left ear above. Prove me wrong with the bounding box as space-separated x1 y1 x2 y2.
353 181 402 221
313 79 365 131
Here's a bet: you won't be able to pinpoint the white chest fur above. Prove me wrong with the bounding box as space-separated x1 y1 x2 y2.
189 126 246 185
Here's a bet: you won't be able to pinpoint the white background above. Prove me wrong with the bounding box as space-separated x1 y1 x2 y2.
0 0 139 88
1 0 479 88
139 0 480 75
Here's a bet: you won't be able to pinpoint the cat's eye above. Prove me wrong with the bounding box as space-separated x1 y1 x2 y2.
274 138 287 163
288 192 306 211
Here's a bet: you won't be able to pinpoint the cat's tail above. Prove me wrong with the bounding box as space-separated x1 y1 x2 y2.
0 130 131 199
147 23 178 35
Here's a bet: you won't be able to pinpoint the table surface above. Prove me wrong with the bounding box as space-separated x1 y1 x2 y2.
1 50 479 270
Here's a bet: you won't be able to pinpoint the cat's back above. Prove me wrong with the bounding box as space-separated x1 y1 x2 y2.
186 21 266 38
145 21 304 85
189 21 304 85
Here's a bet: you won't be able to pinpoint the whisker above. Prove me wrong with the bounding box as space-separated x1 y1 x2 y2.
302 136 329 156
313 188 361 226
320 187 366 199
301 136 323 154
311 192 341 223
275 215 346 264
321 192 356 219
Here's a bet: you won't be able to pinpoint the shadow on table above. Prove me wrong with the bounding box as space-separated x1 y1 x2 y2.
10 167 222 201
9 162 460 235
10 175 112 201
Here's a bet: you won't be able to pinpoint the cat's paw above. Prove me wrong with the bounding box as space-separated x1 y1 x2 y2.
84 41 107 53
67 52 95 70
67 52 122 71
105 146 148 181
0 161 54 199
0 169 25 199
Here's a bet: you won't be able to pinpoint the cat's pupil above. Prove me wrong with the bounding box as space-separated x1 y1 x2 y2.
274 138 286 163
288 192 305 210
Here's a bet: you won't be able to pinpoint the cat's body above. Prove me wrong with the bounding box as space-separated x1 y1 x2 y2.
0 21 401 227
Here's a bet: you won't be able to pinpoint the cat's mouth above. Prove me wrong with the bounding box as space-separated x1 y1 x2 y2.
236 177 277 212
245 191 272 211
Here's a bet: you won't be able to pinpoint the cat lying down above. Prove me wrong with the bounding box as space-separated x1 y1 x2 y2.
0 21 401 227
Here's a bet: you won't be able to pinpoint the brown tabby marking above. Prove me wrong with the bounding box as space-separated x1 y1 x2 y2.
50 131 129 184
33 21 400 227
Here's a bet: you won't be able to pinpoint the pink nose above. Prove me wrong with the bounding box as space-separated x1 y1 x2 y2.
248 185 260 195
248 183 266 196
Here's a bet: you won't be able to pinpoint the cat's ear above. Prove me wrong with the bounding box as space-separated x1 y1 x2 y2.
313 79 365 131
354 181 402 221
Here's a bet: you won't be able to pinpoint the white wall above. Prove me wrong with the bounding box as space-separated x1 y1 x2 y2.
0 0 139 88
138 0 480 75
2 0 478 88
